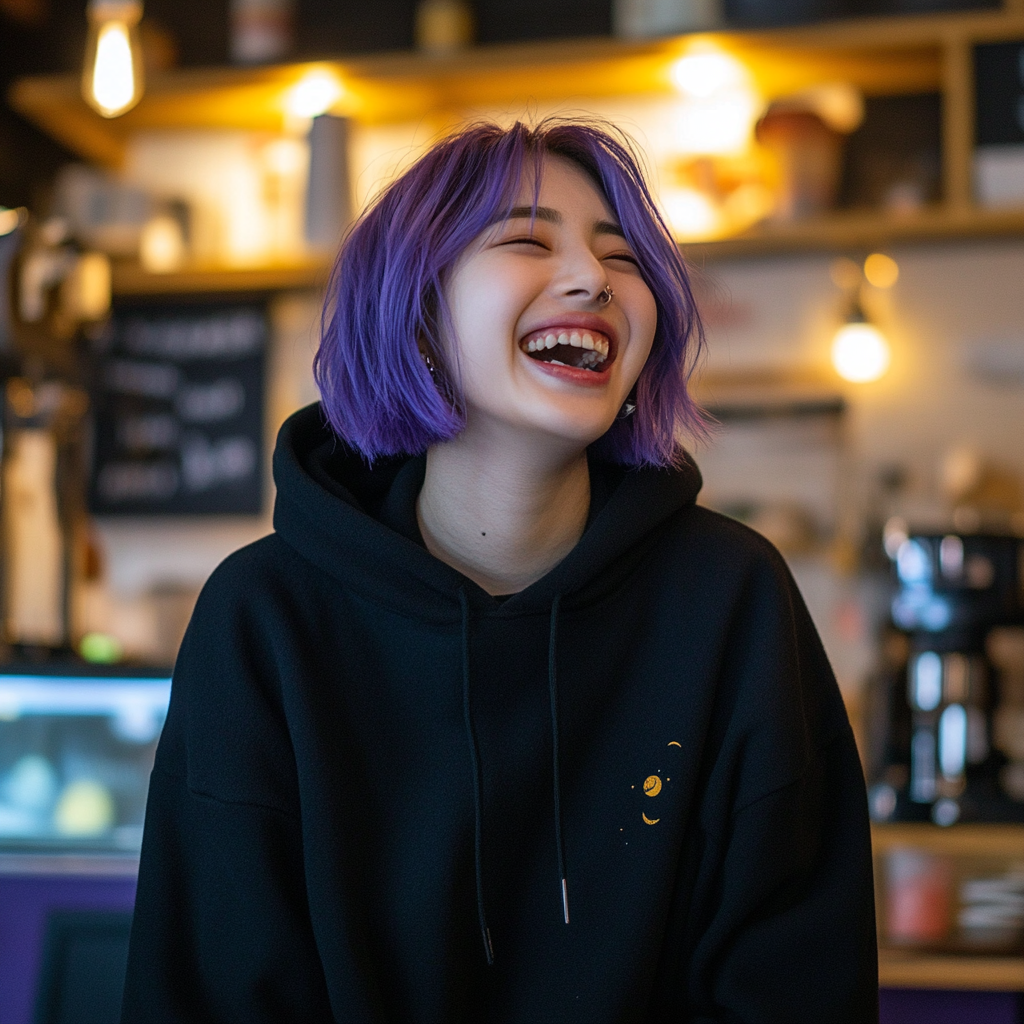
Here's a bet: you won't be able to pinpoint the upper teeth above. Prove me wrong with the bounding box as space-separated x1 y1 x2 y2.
524 331 610 358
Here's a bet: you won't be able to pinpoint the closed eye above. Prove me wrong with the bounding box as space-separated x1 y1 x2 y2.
500 236 548 249
604 252 640 267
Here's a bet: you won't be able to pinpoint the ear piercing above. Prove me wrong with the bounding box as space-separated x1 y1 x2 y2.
597 286 613 306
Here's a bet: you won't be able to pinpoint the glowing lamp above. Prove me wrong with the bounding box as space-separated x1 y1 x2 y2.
831 313 891 383
670 49 747 99
864 252 899 289
0 207 23 236
670 45 760 156
662 187 721 240
286 70 343 121
82 0 144 118
140 215 186 273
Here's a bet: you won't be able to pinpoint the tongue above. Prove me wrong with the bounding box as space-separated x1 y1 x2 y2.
529 345 600 371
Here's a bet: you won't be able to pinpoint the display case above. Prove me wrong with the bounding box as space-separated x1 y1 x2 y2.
873 823 1024 990
0 668 170 855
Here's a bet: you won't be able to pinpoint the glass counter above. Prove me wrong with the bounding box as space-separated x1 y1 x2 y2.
0 668 170 854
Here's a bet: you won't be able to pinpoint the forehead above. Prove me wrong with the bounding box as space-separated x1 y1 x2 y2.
512 154 613 219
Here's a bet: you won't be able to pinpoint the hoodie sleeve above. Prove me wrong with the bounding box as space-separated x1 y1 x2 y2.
120 550 334 1023
670 538 879 1024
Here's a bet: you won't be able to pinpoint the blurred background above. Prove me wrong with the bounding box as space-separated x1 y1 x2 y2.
0 1 1023 1021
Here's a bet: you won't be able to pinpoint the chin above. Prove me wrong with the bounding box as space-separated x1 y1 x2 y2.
524 403 617 449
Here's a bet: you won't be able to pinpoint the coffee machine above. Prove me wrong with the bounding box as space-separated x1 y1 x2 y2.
868 529 1024 826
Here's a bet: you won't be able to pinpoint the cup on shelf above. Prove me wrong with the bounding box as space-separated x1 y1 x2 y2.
884 847 954 945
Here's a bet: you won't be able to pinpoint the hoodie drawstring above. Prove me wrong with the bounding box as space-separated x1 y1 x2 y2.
459 588 570 966
460 589 494 965
548 594 569 925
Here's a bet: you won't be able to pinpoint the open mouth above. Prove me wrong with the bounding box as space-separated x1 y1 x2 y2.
519 329 612 372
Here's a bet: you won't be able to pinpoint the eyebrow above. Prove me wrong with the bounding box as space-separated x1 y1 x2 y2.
504 206 626 238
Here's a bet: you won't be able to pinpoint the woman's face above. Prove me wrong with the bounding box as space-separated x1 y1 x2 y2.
442 155 658 451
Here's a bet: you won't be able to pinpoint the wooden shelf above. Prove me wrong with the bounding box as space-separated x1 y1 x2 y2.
110 258 332 297
683 206 1024 260
872 822 1024 858
879 947 1024 991
9 6 1024 273
10 9 1024 169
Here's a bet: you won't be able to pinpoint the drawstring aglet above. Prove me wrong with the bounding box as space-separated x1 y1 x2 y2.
561 877 570 925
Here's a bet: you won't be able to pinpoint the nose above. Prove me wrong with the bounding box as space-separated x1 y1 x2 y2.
553 244 610 307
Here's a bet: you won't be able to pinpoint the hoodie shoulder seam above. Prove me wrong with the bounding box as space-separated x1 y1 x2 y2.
729 723 849 818
152 765 299 820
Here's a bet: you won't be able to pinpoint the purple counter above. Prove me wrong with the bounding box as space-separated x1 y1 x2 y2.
0 856 136 1024
880 987 1023 1024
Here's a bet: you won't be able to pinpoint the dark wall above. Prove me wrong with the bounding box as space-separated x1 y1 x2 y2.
294 0 417 58
0 0 84 209
475 0 611 44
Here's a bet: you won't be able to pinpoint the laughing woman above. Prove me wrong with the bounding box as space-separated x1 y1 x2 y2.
122 120 878 1023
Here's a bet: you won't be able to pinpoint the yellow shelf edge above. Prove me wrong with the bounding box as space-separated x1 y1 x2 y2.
871 822 1024 858
110 259 333 297
683 207 1024 260
879 948 1024 991
11 8 1024 168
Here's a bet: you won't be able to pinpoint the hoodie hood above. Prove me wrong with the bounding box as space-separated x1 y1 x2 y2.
272 403 703 619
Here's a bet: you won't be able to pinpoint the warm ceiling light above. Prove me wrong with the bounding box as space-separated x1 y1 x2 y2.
0 207 23 236
670 46 746 99
832 318 891 383
864 252 899 289
139 215 185 273
286 70 343 121
670 45 760 156
82 0 144 118
662 187 721 240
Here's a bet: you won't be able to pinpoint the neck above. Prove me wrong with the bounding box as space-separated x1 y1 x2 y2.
417 424 590 596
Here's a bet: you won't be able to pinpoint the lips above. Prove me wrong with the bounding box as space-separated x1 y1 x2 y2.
518 317 618 375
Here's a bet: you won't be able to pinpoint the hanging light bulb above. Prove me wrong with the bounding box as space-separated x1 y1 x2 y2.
82 0 145 118
670 44 761 156
832 304 891 383
285 69 343 121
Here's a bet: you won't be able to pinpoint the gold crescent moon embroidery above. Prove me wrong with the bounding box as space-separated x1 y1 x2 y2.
643 775 662 797
667 741 681 747
642 813 660 825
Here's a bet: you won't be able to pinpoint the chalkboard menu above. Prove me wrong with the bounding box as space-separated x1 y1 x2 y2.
89 302 266 515
975 41 1024 145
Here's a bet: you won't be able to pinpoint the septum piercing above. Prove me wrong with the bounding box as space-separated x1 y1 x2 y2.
597 286 613 306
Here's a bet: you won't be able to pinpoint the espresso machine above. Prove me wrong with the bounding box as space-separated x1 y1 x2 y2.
868 527 1024 826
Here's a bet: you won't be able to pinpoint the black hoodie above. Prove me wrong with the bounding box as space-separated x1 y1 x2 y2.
122 403 878 1024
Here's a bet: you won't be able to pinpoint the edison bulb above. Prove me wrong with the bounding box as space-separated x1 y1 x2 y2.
675 89 761 156
670 46 760 156
662 187 721 240
864 252 899 289
670 48 747 99
82 0 144 118
286 70 343 121
140 215 186 273
832 321 891 383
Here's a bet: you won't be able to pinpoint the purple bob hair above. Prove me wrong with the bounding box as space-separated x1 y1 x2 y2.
314 117 706 467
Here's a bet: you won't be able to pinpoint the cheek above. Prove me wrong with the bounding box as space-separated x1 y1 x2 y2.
444 263 521 366
626 287 658 375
